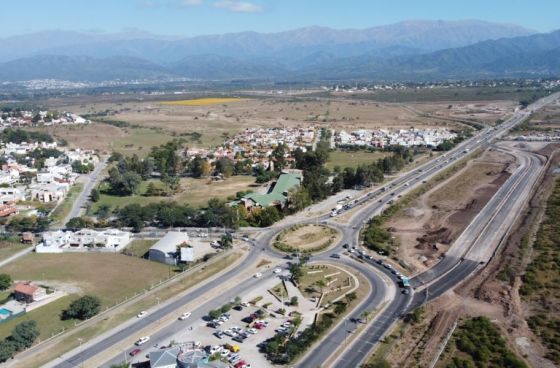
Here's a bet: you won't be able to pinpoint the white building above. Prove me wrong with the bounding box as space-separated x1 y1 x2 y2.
29 183 68 202
36 229 132 253
149 232 190 265
0 187 26 204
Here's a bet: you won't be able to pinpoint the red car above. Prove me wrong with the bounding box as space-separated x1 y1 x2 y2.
254 323 264 329
129 348 142 356
234 361 248 368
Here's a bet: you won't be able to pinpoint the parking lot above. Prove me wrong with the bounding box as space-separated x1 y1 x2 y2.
134 270 313 368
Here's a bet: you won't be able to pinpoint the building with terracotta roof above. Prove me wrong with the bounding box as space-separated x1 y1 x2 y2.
13 281 47 303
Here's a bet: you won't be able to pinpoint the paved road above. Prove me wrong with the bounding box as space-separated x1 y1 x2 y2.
60 158 107 227
49 92 560 368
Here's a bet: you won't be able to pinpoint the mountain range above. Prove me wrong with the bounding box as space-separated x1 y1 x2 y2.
0 20 558 82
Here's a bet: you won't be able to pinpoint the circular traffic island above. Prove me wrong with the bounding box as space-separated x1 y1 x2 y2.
273 224 341 254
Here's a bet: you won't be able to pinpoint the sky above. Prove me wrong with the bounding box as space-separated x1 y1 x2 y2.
1 0 558 37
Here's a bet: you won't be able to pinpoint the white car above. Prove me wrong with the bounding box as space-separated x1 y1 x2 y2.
241 302 249 307
137 311 147 318
224 329 235 337
179 312 192 320
135 336 150 346
273 268 282 274
253 272 262 278
209 345 222 354
247 328 257 334
220 350 230 358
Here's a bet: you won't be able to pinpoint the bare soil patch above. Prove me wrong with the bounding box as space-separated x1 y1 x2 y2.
387 149 514 272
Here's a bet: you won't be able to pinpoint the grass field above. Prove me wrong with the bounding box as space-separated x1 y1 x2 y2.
326 150 391 170
49 183 84 227
110 127 176 157
92 175 257 212
123 239 157 258
0 241 31 262
298 264 356 306
16 251 244 368
161 97 244 106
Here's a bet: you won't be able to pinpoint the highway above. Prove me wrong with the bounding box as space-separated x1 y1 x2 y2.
46 92 559 368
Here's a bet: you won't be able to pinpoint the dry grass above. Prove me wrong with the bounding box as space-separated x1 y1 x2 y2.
0 253 171 306
0 241 30 262
281 225 339 251
161 97 244 106
13 251 244 368
298 264 356 306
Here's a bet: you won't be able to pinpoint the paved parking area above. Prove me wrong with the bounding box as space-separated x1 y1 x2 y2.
142 270 316 367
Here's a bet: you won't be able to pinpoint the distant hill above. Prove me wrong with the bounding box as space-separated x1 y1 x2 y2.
0 55 175 82
0 20 557 82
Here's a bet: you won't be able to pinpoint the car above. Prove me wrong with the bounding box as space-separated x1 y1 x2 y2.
129 348 142 356
178 312 191 320
135 336 150 346
137 311 147 318
330 253 340 259
378 199 383 202
348 249 355 253
214 331 224 339
402 289 410 295
241 236 249 241
247 328 257 334
273 268 282 274
231 326 243 333
209 345 222 354
224 329 235 337
241 302 249 307
342 243 349 249
233 305 243 311
229 354 240 363
207 322 218 328
253 272 262 278
220 350 230 358
282 322 292 328
233 336 246 343
376 259 383 265
254 323 265 329
390 192 396 196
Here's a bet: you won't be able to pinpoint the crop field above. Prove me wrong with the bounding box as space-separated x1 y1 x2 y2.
161 97 244 106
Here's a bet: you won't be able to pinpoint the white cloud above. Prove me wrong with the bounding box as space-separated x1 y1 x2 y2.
214 0 262 13
179 0 204 6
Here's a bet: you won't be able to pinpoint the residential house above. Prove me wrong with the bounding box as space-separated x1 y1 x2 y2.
13 281 47 303
0 202 17 217
36 229 132 253
29 182 68 202
0 187 25 203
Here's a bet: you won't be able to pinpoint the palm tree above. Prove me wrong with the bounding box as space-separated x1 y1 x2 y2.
361 310 370 324
316 279 327 294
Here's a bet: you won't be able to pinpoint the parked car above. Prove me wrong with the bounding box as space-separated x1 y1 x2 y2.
135 336 150 346
247 328 257 334
233 305 243 311
213 331 224 339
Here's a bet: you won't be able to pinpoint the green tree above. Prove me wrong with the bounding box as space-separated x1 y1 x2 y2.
90 188 100 202
290 296 298 306
0 274 12 291
63 295 102 320
10 321 39 350
0 340 14 362
208 309 221 320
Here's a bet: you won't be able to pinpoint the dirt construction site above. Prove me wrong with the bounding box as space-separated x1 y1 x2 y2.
386 148 515 273
378 142 560 368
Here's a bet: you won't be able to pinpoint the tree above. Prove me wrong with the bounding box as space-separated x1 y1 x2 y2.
271 144 287 171
361 310 370 323
90 188 100 202
315 279 327 294
290 296 298 306
10 321 39 350
0 340 14 362
63 295 102 320
220 233 233 249
0 274 12 291
109 362 130 368
208 309 221 320
215 158 235 178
